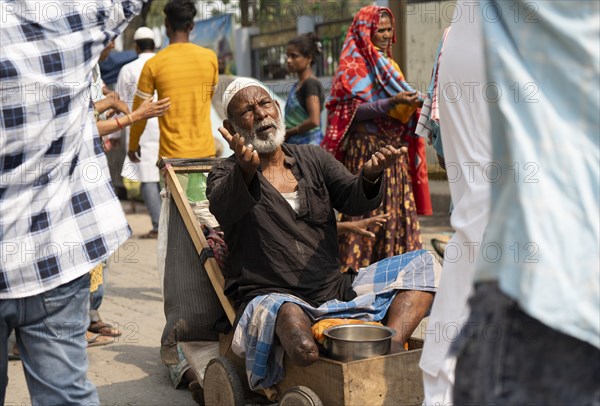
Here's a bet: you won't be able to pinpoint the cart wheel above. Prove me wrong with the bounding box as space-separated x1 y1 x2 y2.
279 386 323 406
203 356 245 406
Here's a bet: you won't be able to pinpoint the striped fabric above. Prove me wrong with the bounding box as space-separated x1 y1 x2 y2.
415 27 451 158
161 198 224 366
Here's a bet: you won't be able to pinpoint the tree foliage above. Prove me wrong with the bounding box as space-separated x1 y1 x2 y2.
146 0 167 28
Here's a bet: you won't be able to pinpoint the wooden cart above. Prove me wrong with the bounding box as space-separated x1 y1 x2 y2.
161 158 425 406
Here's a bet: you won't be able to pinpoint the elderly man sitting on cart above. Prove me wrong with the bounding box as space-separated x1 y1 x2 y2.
207 78 440 391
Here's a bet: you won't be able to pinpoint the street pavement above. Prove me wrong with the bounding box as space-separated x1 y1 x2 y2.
6 184 452 406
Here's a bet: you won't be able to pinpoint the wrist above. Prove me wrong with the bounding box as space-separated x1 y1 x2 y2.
362 172 381 184
288 126 300 136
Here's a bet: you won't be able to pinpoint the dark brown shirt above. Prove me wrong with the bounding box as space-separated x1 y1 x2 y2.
206 144 383 307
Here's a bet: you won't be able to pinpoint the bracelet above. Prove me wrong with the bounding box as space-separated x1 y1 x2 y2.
363 174 381 185
93 109 100 122
126 113 134 125
115 117 124 130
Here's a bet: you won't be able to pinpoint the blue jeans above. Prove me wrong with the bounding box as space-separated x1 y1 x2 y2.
140 181 161 231
0 274 99 405
452 283 600 405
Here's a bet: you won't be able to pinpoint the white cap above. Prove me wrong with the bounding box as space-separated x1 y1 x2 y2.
222 77 273 118
133 27 155 41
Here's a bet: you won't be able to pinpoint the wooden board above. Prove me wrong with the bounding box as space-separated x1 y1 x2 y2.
181 342 220 383
170 164 216 173
344 349 424 405
277 339 425 405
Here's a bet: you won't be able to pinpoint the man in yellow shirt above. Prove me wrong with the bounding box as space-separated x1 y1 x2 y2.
128 0 217 198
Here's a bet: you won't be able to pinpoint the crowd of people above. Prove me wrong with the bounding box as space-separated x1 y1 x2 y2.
1 0 598 405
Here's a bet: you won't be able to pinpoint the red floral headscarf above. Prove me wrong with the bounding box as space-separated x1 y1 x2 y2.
321 5 417 159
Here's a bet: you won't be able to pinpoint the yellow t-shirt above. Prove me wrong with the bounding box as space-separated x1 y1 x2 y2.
130 43 218 159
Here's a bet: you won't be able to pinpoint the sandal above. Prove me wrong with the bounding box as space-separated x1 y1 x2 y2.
88 320 122 337
140 229 158 239
86 331 115 347
431 238 447 259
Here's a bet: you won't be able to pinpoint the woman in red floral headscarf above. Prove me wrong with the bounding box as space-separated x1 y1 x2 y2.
322 5 432 270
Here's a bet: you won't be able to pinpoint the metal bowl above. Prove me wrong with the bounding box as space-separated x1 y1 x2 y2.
322 324 396 362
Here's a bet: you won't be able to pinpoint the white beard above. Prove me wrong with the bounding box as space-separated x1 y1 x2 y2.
231 110 285 154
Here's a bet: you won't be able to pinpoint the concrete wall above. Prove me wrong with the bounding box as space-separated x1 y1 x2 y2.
404 0 456 92
235 26 260 77
403 1 456 168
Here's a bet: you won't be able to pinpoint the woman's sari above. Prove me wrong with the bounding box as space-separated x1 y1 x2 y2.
284 82 323 145
322 5 417 157
322 5 432 269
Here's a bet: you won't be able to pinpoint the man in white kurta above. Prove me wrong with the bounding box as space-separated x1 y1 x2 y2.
116 27 161 237
419 3 492 404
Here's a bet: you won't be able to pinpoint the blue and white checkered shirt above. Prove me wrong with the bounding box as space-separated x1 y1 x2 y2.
0 0 145 299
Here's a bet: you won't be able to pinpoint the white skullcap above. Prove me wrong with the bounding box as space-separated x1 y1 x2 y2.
222 77 273 118
133 27 155 41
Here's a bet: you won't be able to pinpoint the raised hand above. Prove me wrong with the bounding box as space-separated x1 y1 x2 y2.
337 214 390 238
362 144 406 181
132 97 171 121
218 126 259 185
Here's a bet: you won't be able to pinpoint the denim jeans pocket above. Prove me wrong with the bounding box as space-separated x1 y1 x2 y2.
41 273 90 337
42 274 89 310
